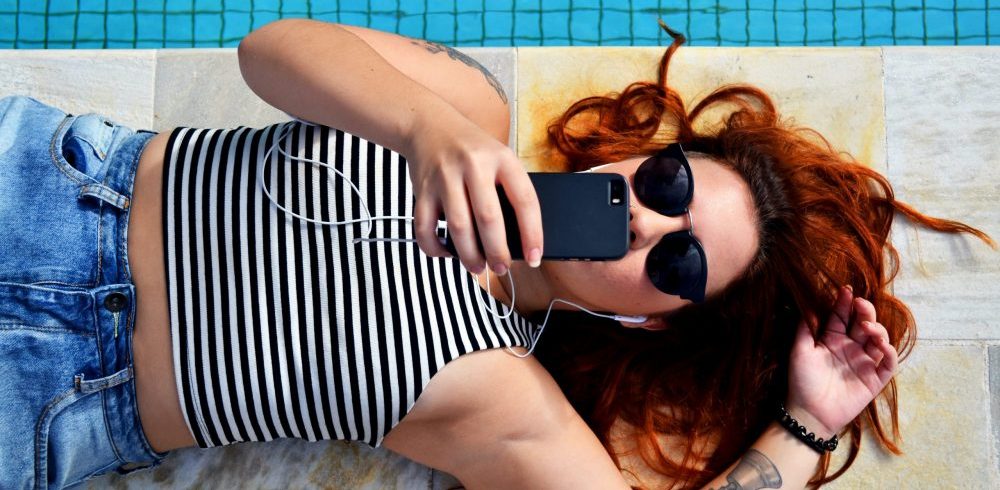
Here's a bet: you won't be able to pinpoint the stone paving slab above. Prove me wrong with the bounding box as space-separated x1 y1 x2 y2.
0 49 156 128
516 47 886 173
884 47 1000 341
153 48 284 131
829 342 997 489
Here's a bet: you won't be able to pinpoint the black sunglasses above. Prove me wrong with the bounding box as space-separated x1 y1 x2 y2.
632 143 707 303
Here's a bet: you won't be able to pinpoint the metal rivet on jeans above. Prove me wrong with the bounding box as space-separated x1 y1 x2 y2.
104 292 127 312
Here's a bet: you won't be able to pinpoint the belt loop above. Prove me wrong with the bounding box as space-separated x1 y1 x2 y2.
79 182 131 210
74 366 134 395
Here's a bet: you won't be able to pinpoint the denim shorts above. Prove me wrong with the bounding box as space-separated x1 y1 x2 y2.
0 95 168 489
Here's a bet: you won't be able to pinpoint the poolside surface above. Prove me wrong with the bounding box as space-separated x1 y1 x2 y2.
0 45 997 488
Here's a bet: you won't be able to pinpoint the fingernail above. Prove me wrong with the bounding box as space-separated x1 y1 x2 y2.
470 263 486 275
493 263 508 276
528 248 542 268
845 285 853 293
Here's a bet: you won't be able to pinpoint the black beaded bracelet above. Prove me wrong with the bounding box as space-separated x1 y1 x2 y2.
776 404 839 454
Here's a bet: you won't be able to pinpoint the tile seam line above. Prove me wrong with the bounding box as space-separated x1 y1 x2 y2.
881 46 892 299
987 345 999 484
880 46 887 178
151 48 160 130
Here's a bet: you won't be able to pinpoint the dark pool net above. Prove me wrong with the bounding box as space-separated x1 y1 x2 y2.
1 0 995 49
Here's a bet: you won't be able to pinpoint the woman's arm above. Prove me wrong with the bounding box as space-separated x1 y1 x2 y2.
237 18 507 151
381 348 630 489
701 286 898 489
699 421 820 489
456 399 633 489
336 23 510 141
238 18 543 276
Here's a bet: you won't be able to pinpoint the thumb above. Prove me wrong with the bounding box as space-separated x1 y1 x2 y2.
794 318 816 352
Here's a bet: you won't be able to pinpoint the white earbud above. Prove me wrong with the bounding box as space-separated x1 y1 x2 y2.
583 162 615 173
611 314 648 323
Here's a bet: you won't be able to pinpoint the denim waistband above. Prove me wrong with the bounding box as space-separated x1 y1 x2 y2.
44 103 167 468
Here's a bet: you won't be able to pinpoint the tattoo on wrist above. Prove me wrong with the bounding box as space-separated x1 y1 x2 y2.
708 449 783 490
409 40 509 105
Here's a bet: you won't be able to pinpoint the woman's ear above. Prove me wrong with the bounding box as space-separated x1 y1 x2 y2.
619 316 668 331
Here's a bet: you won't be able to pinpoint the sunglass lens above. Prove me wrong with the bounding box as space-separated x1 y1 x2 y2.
647 233 705 302
634 154 692 216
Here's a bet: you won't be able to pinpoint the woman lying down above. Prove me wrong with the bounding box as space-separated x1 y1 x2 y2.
0 17 992 489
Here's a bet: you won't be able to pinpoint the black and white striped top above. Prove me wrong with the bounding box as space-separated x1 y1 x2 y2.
161 121 536 448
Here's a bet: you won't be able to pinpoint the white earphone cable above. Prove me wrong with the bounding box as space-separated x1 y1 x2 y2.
259 120 415 244
260 118 646 358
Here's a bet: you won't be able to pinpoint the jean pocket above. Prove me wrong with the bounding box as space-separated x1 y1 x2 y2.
59 113 117 182
35 388 121 489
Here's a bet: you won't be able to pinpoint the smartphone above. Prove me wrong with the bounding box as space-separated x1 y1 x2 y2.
438 172 630 261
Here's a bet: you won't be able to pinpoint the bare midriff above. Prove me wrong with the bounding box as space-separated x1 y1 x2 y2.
128 128 197 453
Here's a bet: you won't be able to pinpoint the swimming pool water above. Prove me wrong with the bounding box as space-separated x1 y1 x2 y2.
1 0 995 49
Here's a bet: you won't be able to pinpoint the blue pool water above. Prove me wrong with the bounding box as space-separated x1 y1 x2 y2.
1 0 995 49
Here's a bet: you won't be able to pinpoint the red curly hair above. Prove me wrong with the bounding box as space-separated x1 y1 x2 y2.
531 20 995 488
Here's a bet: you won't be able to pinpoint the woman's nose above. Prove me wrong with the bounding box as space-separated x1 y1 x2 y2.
629 205 689 249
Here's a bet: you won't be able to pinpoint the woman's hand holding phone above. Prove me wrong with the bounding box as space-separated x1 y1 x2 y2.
402 100 543 274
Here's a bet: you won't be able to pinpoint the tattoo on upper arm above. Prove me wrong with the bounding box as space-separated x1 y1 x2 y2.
708 449 783 490
409 40 509 105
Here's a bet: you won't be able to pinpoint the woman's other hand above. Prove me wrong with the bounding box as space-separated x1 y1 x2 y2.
404 104 543 274
786 286 899 438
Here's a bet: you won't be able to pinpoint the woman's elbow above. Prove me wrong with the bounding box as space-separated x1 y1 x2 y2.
240 17 305 48
237 23 266 89
238 19 297 100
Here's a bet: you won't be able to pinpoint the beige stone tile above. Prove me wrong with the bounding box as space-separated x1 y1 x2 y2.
828 343 997 488
86 439 434 488
0 50 156 128
516 47 885 173
884 47 1000 340
154 48 283 132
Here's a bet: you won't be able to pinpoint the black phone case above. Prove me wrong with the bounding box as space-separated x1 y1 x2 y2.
442 172 630 261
